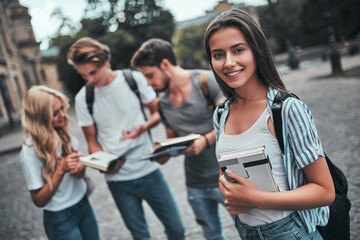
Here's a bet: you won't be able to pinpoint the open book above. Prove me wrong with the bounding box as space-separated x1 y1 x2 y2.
218 146 279 192
80 151 119 172
141 134 201 160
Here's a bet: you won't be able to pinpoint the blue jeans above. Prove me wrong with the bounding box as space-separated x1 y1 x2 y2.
187 187 227 240
235 212 323 240
107 169 185 240
43 196 99 240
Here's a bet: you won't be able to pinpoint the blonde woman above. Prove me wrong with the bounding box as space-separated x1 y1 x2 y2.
20 85 99 240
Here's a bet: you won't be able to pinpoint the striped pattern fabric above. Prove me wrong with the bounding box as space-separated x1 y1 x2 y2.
213 86 329 233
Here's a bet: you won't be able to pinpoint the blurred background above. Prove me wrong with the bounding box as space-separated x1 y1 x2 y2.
0 1 360 239
0 0 359 131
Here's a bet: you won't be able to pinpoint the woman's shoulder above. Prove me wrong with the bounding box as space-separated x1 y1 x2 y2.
20 136 41 163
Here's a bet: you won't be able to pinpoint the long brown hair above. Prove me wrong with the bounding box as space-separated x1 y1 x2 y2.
204 8 285 101
21 86 72 188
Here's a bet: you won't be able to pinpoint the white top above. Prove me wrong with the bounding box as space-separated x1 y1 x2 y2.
75 70 159 181
20 136 86 212
216 108 292 226
214 87 328 233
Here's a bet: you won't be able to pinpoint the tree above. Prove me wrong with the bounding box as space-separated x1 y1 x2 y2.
175 24 209 69
257 0 305 53
51 7 78 36
98 30 136 69
78 17 107 38
118 0 175 45
47 35 86 97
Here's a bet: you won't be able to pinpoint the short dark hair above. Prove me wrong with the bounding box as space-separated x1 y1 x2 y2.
131 38 177 68
204 8 285 100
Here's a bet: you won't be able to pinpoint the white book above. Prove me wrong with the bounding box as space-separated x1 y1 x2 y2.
218 146 279 192
80 151 119 172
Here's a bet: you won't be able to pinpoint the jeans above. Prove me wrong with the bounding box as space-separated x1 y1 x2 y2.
43 195 99 240
235 212 323 240
187 187 227 240
107 169 185 240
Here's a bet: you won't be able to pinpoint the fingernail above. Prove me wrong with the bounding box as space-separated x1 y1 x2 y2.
225 169 232 174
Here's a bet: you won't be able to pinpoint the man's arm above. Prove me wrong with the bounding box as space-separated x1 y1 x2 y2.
143 97 161 131
82 125 102 154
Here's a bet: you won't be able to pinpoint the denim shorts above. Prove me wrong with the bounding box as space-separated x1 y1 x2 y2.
235 212 323 240
43 195 99 240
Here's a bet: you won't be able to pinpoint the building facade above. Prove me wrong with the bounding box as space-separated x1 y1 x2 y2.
0 0 47 130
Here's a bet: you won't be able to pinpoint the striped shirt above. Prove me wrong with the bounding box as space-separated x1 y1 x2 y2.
213 86 329 233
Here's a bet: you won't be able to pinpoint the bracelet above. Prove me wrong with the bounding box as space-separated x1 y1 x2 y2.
203 134 210 149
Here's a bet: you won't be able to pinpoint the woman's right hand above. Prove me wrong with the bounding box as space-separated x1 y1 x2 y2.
219 169 260 214
59 152 84 174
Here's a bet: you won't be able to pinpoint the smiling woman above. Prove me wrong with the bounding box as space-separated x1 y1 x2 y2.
19 85 100 240
204 8 335 240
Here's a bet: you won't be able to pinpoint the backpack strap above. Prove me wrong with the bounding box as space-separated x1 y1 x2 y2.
200 71 216 110
272 91 299 153
85 82 95 115
123 69 152 140
85 82 98 138
123 69 148 121
216 97 227 122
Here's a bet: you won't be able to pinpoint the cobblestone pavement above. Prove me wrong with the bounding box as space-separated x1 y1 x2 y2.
0 54 359 240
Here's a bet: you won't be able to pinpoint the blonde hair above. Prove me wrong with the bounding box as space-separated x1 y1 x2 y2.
21 86 72 188
67 37 111 67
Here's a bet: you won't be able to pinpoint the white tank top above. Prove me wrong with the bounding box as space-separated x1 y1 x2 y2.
216 108 293 226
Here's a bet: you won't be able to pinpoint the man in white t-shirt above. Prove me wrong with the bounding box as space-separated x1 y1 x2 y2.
67 37 185 240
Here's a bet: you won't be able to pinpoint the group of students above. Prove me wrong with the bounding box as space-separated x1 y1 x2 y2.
19 9 334 240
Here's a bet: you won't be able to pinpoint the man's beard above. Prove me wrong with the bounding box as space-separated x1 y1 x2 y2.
156 77 170 93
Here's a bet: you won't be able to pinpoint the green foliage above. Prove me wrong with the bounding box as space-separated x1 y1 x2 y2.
301 0 360 46
47 0 174 97
98 30 135 68
175 24 209 69
257 0 360 51
257 0 305 53
48 35 85 97
118 0 175 44
45 0 360 96
78 18 107 38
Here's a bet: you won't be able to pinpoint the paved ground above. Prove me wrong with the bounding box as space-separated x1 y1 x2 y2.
0 54 359 240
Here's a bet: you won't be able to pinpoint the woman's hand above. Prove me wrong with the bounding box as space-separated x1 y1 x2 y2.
59 152 84 175
219 169 262 215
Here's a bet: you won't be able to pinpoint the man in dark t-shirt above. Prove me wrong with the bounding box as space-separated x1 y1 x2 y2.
130 38 227 240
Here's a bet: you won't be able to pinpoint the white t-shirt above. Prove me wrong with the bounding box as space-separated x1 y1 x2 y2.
216 109 292 226
20 136 86 212
75 70 159 182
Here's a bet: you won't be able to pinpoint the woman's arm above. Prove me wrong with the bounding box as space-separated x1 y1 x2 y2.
219 155 335 215
30 152 83 207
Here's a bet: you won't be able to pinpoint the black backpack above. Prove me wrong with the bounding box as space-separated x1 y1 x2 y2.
85 69 151 140
216 92 351 240
272 91 351 240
